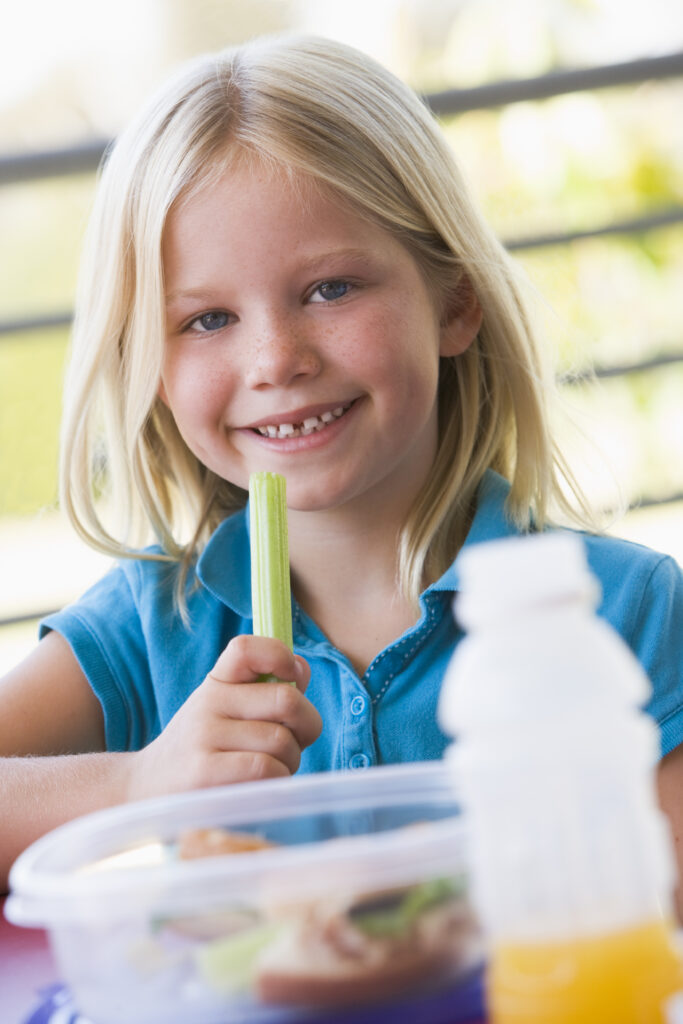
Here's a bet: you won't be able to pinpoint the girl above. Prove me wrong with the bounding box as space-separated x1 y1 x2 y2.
1 35 682 903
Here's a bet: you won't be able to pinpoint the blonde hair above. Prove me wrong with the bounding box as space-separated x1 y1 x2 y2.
61 33 591 608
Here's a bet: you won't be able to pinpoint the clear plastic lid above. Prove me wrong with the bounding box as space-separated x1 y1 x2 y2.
7 762 465 929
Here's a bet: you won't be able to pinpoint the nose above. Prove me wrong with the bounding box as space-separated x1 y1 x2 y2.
245 314 322 389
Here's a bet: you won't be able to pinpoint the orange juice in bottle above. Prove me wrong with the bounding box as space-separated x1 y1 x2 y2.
490 918 682 1023
439 534 683 1024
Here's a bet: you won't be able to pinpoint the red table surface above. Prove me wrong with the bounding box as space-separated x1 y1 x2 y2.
0 894 57 1023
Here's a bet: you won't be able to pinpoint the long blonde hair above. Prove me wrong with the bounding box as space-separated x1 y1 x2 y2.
61 33 590 607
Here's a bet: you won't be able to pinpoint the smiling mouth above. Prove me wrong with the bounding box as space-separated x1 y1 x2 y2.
253 402 354 439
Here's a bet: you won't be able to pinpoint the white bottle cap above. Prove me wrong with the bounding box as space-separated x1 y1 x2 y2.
440 531 651 736
455 531 600 633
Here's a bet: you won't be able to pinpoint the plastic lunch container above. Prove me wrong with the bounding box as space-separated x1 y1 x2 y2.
6 762 483 1024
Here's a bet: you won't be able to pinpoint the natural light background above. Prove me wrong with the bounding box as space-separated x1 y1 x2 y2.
1 0 682 673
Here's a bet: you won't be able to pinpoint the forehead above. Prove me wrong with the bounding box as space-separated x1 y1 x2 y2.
167 155 350 235
162 157 408 277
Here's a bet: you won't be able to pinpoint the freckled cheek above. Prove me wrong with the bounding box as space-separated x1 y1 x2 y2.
161 359 234 426
324 310 395 370
338 310 439 394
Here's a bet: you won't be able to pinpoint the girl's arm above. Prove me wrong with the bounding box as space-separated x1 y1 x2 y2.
0 751 133 892
0 631 106 756
0 631 129 888
0 632 321 891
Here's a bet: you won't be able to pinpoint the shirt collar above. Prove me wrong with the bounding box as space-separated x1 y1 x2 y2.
428 469 517 595
197 469 516 615
197 505 253 617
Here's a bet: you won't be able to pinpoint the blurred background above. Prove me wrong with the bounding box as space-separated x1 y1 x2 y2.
1 0 682 673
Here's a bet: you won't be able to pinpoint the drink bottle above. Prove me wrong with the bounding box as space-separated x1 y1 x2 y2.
439 532 683 1023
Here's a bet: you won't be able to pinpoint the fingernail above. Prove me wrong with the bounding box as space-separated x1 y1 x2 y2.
294 656 309 684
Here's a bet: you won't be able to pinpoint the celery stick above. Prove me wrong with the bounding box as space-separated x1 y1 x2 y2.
195 922 282 995
249 473 294 681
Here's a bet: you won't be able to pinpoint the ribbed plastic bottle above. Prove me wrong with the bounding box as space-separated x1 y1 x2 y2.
438 531 683 1024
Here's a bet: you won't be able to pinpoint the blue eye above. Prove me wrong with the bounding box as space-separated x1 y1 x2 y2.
189 311 230 332
311 280 351 303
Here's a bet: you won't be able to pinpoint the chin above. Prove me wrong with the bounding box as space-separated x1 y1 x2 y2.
284 477 363 514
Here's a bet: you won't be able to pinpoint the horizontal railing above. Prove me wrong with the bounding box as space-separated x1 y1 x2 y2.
561 350 683 384
505 207 683 251
425 50 683 114
0 137 110 186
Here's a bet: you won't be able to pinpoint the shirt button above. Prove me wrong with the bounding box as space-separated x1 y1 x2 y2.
350 695 366 716
349 753 371 770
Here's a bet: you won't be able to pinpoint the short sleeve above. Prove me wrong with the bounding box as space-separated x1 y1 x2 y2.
631 555 683 757
40 563 158 752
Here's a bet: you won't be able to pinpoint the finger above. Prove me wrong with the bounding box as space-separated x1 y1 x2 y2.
205 717 303 775
209 635 306 688
197 750 293 788
208 681 323 752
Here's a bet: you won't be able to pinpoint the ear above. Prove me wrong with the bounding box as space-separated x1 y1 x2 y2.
157 378 169 406
439 276 483 357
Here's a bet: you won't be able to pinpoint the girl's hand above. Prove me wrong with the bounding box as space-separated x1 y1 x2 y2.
127 636 322 801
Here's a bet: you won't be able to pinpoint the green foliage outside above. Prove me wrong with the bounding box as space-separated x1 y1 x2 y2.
0 330 68 516
0 175 94 516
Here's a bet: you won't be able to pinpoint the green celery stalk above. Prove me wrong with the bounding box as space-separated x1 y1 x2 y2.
195 922 282 994
249 472 294 682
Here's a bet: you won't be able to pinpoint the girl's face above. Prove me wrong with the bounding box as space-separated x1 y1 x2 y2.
160 159 478 516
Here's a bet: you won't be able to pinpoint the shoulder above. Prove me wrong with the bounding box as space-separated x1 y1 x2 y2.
39 534 232 675
576 529 683 754
43 548 193 629
38 526 249 751
578 530 682 624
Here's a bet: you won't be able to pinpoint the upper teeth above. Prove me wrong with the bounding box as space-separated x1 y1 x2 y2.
256 404 350 438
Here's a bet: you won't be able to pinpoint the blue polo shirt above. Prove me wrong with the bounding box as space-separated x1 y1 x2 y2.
41 471 683 766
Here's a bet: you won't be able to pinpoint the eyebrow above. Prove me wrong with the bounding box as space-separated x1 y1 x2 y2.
296 247 380 269
164 248 383 306
165 287 218 307
294 247 387 282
